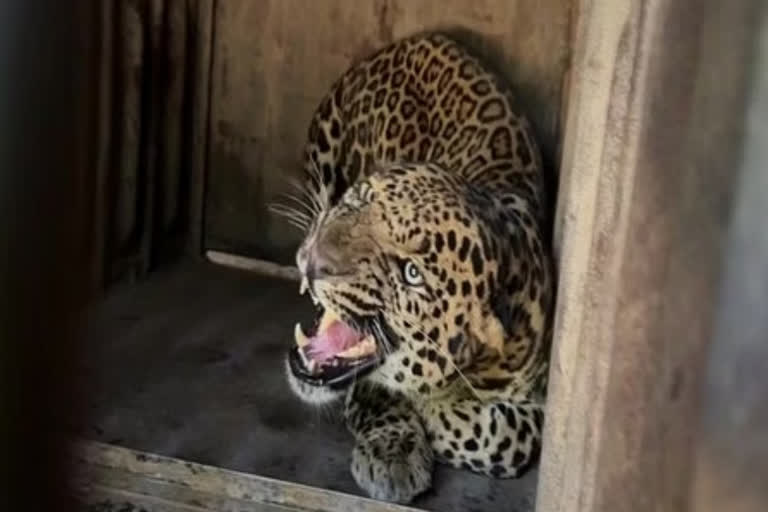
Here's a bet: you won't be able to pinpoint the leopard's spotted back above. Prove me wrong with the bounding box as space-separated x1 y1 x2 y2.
303 32 545 217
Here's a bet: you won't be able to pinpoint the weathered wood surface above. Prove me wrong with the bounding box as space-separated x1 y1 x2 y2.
538 1 766 511
206 250 301 280
72 440 421 512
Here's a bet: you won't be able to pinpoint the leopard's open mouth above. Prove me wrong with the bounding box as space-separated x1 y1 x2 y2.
288 280 381 389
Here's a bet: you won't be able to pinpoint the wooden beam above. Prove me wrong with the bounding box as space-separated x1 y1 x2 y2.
72 440 420 512
206 249 300 280
538 1 764 511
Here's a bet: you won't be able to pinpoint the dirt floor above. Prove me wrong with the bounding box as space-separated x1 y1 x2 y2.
76 262 537 512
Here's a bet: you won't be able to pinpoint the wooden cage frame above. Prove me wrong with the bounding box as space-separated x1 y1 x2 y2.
78 0 768 511
2 1 764 511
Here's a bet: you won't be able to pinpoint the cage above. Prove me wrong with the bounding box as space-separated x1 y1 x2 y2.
3 1 766 512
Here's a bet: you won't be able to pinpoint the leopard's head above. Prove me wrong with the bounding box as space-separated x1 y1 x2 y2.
285 162 548 404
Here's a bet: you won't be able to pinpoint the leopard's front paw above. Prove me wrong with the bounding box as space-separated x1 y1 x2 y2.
350 431 434 504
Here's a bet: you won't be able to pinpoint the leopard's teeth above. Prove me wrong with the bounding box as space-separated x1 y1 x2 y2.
294 325 317 373
337 336 376 359
318 308 340 332
294 322 310 347
298 346 311 368
299 277 309 296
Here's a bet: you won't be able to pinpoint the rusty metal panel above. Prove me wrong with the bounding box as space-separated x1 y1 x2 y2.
204 0 572 261
92 0 214 288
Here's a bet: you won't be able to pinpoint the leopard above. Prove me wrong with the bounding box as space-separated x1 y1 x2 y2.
275 31 555 504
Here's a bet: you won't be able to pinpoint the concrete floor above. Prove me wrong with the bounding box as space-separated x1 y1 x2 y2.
78 262 537 512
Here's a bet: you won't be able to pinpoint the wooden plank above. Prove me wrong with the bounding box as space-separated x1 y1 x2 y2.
72 440 421 512
77 471 311 512
77 484 299 512
206 249 300 280
537 0 764 511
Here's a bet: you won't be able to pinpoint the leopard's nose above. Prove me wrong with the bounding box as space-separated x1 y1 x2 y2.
306 250 347 282
297 227 353 284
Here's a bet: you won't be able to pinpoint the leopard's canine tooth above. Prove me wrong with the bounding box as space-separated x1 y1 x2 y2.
294 322 310 347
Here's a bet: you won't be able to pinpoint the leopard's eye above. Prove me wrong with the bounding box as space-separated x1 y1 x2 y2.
402 260 424 286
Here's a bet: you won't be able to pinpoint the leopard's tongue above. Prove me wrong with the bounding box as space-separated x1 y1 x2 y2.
294 308 373 365
304 320 364 362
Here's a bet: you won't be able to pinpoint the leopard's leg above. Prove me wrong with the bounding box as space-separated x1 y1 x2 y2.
419 396 543 478
344 384 434 504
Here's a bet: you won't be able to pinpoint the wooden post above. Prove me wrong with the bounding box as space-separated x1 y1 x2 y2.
537 0 765 511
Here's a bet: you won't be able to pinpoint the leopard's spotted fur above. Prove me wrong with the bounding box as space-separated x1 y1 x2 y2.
281 32 554 504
